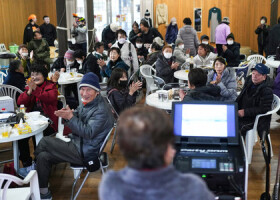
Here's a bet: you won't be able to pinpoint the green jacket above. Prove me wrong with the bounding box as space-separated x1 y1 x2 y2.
28 38 50 63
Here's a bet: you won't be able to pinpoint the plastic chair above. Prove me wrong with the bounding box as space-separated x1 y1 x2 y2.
0 84 23 109
104 97 119 154
247 54 267 64
245 94 280 164
140 65 158 97
57 95 66 108
0 71 7 84
0 170 40 200
70 127 114 200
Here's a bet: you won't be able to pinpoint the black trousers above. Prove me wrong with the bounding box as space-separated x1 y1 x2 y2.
34 136 83 188
216 44 224 57
258 44 267 57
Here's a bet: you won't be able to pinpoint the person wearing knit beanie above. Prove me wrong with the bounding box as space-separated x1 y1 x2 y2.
64 50 75 60
79 72 101 104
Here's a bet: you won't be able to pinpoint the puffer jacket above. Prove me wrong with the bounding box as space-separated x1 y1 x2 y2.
66 95 114 161
71 25 87 44
183 85 221 101
156 53 177 84
101 57 130 78
165 23 178 44
173 47 188 66
207 68 237 101
193 52 217 66
177 25 199 56
102 25 116 50
27 38 50 63
236 76 273 134
142 51 160 66
221 42 240 67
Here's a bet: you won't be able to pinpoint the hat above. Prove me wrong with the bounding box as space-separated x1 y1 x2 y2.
226 33 235 40
175 38 183 46
145 9 150 16
110 23 118 32
222 17 230 24
153 37 164 47
64 50 75 60
28 14 36 21
200 34 209 41
251 63 269 75
79 72 101 91
170 17 177 23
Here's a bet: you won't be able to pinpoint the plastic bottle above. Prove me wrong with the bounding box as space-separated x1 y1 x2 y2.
189 56 194 70
66 64 71 73
20 104 25 114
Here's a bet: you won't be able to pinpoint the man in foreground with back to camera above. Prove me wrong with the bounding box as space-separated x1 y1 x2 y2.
99 106 215 200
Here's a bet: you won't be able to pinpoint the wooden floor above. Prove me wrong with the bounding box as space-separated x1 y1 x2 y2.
1 105 280 200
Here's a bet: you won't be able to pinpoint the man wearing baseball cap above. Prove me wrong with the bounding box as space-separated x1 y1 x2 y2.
27 72 114 199
236 63 273 136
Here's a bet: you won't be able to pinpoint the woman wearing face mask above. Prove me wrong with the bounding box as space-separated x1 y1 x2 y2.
112 29 139 76
51 50 79 72
255 16 269 56
17 64 59 175
142 42 162 66
173 38 190 67
207 57 237 101
107 68 142 114
156 45 179 83
15 44 33 77
135 37 148 63
200 35 215 53
100 47 130 78
165 17 178 45
193 44 217 67
221 33 240 67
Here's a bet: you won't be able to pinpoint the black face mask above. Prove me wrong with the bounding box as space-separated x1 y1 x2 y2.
119 80 128 88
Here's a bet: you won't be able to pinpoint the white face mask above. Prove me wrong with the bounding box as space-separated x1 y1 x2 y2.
67 60 74 65
148 48 152 54
261 20 265 25
178 44 184 50
136 43 143 48
118 38 126 44
227 40 234 45
22 52 28 57
172 22 177 25
77 60 83 64
163 52 172 59
202 41 209 45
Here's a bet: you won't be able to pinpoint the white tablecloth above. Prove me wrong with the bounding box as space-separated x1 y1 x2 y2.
174 70 189 81
146 93 180 110
267 60 280 69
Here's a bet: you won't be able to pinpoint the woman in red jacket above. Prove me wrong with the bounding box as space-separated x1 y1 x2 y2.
17 64 58 177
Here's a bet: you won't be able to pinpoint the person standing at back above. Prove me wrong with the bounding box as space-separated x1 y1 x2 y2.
102 23 119 50
215 17 231 56
40 16 57 47
140 20 163 50
23 14 39 44
71 17 87 53
177 18 199 57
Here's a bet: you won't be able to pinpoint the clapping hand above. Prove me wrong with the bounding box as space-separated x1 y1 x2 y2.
51 71 60 83
54 105 74 120
129 81 142 96
171 62 179 70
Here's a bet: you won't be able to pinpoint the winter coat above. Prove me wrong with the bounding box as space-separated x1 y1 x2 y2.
273 67 280 98
23 23 39 44
51 56 80 72
3 72 26 93
177 25 199 56
101 57 130 78
236 76 273 134
255 25 269 46
207 68 237 101
93 52 108 61
155 4 168 28
40 23 57 46
71 25 87 44
27 38 51 63
183 85 221 101
141 28 163 45
142 17 153 28
215 23 231 44
142 51 160 66
129 30 141 45
193 52 217 66
165 24 178 44
102 25 116 50
156 54 177 84
17 81 58 132
136 46 148 58
107 87 136 114
112 41 139 74
173 47 188 66
268 24 280 55
221 42 240 67
66 94 114 163
15 53 32 77
78 53 102 82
